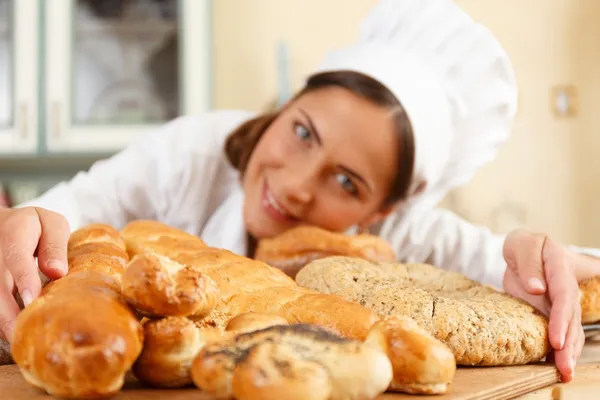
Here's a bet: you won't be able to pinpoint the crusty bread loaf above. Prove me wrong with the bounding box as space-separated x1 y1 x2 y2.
580 276 600 324
191 323 393 400
120 220 457 395
254 225 397 278
11 224 144 399
296 256 550 366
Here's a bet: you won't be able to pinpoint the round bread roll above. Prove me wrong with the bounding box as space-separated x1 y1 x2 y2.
296 256 550 366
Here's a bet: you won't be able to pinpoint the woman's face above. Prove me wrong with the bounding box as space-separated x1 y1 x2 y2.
243 86 400 239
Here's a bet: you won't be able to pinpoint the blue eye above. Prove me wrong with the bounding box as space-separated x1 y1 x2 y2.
336 173 358 195
295 124 311 141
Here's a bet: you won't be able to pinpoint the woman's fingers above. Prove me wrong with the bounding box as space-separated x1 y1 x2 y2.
503 230 548 295
552 303 581 382
36 208 70 279
544 238 579 352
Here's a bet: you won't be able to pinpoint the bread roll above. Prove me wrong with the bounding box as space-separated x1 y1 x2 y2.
11 224 144 399
366 316 456 395
296 256 551 366
580 276 600 324
133 312 289 388
254 225 397 278
191 324 393 400
121 252 220 318
120 220 457 395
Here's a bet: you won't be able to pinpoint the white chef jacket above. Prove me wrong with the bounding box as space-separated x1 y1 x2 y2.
18 110 599 290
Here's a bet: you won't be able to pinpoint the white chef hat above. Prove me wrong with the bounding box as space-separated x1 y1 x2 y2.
312 0 518 210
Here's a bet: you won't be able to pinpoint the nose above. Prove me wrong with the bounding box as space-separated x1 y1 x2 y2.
280 166 317 206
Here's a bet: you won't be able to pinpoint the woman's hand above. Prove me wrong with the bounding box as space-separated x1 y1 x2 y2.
502 229 584 383
0 207 70 342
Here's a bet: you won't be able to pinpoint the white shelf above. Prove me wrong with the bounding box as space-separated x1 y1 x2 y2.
74 20 177 37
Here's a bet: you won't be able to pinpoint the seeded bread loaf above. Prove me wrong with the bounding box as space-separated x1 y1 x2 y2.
295 256 551 366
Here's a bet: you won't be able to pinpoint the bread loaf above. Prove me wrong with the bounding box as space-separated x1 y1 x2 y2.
254 225 397 278
10 224 144 399
296 256 551 366
119 220 457 395
190 323 393 400
580 276 600 324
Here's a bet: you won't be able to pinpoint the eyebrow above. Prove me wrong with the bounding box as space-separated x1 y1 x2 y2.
298 108 373 193
298 108 322 146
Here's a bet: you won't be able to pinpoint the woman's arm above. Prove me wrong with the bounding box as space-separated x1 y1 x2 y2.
15 113 236 232
379 207 508 289
378 207 508 289
379 207 600 289
567 247 600 282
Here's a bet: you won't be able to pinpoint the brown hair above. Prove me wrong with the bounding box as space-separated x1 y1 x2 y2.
224 70 415 205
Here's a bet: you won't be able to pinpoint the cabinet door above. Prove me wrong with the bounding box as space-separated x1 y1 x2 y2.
44 0 211 153
0 0 40 154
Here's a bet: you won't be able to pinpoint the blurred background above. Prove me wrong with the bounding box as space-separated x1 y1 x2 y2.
0 0 598 248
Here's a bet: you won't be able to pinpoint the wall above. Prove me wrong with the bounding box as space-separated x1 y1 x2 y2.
212 0 600 247
211 0 379 111
446 0 599 247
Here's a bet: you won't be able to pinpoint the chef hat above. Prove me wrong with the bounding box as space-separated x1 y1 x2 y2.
312 0 518 210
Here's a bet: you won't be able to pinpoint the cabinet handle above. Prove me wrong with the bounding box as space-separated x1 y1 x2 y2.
19 103 28 140
52 101 61 139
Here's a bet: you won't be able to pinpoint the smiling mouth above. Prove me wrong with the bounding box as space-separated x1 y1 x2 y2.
262 181 297 222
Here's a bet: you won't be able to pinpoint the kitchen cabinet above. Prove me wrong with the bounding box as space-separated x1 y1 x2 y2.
0 0 40 154
0 0 212 155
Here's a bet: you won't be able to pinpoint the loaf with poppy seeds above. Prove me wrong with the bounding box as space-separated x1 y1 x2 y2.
119 220 457 395
10 224 144 399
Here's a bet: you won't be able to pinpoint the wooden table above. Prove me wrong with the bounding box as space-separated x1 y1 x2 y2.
516 334 600 399
2 336 599 399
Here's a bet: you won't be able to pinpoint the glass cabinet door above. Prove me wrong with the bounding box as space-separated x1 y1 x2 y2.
44 0 211 153
0 0 40 154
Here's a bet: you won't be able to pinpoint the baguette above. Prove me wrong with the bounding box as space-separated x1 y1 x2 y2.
254 225 397 278
119 220 457 395
11 224 144 399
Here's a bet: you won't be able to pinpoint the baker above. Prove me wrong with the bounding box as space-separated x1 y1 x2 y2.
0 0 596 383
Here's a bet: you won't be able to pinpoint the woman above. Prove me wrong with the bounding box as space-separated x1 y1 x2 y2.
0 0 595 382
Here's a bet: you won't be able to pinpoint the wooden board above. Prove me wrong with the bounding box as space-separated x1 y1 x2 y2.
380 364 561 400
0 363 560 400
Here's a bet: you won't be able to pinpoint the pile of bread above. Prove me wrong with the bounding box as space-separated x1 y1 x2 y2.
10 221 597 399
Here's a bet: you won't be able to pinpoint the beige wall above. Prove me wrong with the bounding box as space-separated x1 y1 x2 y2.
212 0 600 247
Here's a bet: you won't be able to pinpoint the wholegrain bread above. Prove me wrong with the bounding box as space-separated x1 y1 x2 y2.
296 256 550 366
